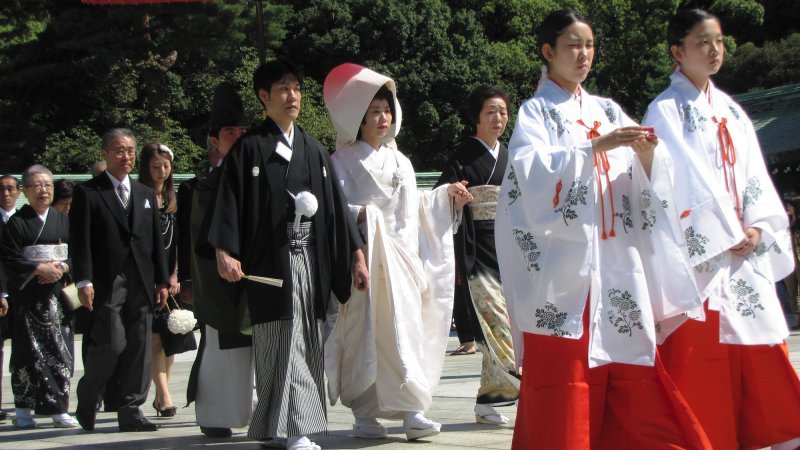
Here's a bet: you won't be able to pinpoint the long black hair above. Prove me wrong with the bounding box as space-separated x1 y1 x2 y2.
138 142 176 214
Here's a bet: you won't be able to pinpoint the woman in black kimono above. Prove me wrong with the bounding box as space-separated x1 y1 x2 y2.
0 165 76 429
436 85 519 424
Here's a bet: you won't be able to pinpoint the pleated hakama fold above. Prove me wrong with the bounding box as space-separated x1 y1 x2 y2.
248 222 327 440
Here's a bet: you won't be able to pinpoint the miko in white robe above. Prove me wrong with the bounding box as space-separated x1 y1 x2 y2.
323 63 469 441
644 69 800 449
497 72 711 449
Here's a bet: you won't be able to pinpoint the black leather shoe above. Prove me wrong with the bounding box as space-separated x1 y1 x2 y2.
119 418 160 432
0 411 7 421
201 426 232 438
75 410 96 431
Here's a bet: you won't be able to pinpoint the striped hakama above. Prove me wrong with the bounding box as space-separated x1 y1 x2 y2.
248 221 327 441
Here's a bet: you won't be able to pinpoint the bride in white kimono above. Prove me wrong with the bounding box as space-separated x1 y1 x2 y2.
322 63 472 441
643 9 800 449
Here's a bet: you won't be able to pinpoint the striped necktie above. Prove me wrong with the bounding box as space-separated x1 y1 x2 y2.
117 183 129 210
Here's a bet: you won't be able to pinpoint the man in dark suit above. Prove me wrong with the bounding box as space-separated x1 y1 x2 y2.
0 174 20 422
70 128 169 432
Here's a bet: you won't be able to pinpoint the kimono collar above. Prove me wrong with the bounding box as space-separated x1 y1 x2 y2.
261 117 293 139
537 77 582 105
354 140 390 156
37 206 49 223
471 136 500 160
671 70 716 108
282 123 295 149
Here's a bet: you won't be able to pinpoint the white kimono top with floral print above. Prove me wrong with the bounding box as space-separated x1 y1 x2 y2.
643 71 793 345
496 78 701 368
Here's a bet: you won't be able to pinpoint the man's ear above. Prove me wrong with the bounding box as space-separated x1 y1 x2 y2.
258 88 269 108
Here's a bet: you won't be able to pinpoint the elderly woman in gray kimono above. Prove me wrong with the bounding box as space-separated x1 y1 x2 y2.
0 164 76 429
323 63 472 442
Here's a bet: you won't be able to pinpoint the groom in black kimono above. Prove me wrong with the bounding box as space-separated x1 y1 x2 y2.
205 60 368 448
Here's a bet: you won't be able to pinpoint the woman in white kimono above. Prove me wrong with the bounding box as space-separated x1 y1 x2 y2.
496 10 711 449
323 63 472 441
643 9 800 450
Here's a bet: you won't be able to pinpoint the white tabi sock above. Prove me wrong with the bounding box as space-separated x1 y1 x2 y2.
287 435 312 448
403 411 435 429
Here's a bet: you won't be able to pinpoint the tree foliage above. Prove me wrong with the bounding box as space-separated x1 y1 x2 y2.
0 1 288 173
0 0 798 173
716 33 800 92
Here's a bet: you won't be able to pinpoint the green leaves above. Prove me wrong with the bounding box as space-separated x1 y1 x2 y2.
0 1 286 173
0 0 797 173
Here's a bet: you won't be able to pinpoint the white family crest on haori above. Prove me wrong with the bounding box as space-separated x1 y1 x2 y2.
288 190 318 232
144 198 151 209
252 166 260 177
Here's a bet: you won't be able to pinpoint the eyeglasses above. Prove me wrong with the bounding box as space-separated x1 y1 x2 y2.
0 185 17 192
108 146 136 157
26 182 54 191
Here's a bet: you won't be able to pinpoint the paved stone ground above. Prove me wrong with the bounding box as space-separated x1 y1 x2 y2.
0 331 797 449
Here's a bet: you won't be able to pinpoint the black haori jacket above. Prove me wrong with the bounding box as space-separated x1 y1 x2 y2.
204 118 363 325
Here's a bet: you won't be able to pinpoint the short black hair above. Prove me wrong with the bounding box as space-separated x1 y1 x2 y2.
53 179 75 204
0 175 19 189
252 59 304 102
537 10 591 66
465 85 509 127
667 9 719 48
